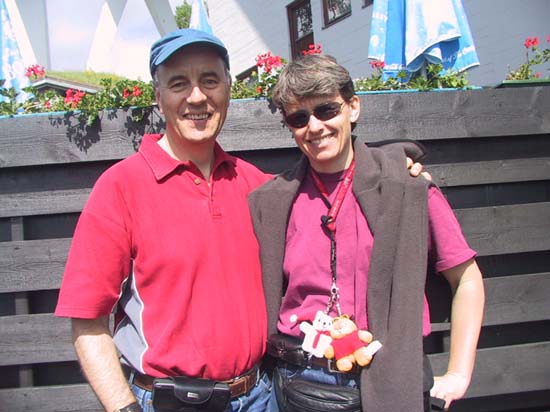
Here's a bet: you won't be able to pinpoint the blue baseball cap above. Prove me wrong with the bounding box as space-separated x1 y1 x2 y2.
149 29 230 77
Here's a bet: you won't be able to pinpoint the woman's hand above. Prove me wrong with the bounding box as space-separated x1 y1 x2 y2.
406 156 432 180
430 371 470 410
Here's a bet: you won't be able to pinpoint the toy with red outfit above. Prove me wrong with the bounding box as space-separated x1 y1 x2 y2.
324 315 382 372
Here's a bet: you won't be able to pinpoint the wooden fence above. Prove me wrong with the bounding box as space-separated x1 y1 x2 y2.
0 86 549 411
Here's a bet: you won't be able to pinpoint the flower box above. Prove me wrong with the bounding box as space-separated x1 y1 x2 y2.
497 79 550 88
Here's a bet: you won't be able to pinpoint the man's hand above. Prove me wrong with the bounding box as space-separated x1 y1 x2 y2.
430 371 470 410
406 156 432 181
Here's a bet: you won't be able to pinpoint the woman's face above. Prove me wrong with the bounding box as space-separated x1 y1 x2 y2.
284 93 360 173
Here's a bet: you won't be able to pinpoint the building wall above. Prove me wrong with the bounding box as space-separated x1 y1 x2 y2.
209 0 550 87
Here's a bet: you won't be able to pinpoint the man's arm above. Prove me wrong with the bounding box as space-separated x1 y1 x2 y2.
431 258 485 409
72 317 138 412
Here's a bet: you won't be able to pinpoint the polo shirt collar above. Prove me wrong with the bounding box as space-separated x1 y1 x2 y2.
139 134 236 181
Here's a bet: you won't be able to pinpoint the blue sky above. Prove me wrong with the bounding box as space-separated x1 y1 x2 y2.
47 0 182 80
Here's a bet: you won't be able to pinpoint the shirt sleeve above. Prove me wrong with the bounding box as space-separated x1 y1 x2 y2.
55 170 132 319
428 186 477 273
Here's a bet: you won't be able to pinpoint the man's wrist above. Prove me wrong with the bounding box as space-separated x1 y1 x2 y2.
114 401 142 412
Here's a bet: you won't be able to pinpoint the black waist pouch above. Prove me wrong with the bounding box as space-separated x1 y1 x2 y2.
152 376 231 412
270 333 361 412
274 366 361 412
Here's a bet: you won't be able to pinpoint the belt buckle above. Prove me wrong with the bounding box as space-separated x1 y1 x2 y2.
326 358 345 374
226 366 258 398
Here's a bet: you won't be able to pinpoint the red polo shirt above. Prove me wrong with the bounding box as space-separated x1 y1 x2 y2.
56 134 271 380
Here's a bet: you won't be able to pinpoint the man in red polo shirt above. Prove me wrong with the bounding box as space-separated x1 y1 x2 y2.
55 29 272 412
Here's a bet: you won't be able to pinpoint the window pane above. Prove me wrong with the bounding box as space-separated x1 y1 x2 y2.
288 0 315 59
325 0 351 24
294 1 313 38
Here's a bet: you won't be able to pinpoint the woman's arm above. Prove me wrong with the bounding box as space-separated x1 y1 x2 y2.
431 258 485 409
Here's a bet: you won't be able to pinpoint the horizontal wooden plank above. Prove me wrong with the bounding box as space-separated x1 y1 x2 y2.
1 169 549 221
429 157 550 187
456 202 550 256
0 314 75 366
1 87 549 168
355 87 550 142
0 109 148 168
0 188 90 218
0 383 101 412
482 272 550 327
429 341 550 398
430 272 550 332
0 238 70 293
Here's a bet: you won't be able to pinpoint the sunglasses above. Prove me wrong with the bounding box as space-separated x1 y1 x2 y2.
283 101 344 128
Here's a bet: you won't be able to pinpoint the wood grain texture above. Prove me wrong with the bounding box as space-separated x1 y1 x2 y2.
0 313 74 366
430 272 550 332
1 87 549 168
0 238 70 293
0 189 91 218
0 384 101 412
456 202 550 256
429 157 550 187
429 342 550 397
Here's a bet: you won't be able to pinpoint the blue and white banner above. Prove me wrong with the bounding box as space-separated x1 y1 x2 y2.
1 0 30 103
189 0 213 35
368 0 479 80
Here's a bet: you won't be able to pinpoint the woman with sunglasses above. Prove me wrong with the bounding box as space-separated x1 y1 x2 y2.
248 54 484 412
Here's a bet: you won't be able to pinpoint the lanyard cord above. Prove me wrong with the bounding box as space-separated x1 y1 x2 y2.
309 160 355 316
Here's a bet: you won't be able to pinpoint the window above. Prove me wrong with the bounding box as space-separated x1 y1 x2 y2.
322 0 351 27
287 0 314 59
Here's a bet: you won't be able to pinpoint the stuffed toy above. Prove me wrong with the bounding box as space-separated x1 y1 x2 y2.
324 315 382 372
298 310 334 358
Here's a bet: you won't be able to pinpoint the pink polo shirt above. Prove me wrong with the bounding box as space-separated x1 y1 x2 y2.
279 170 476 337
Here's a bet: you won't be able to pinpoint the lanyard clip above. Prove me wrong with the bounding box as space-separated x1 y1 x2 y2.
321 215 336 232
326 281 342 317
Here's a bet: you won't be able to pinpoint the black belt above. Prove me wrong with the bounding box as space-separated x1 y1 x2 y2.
122 364 260 399
267 334 361 374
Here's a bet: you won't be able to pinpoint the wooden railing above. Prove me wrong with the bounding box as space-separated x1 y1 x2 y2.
1 86 549 412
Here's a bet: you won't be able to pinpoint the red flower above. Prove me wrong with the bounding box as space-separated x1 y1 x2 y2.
535 72 541 78
547 34 550 43
256 51 283 74
256 86 263 94
302 44 322 56
524 36 540 49
25 64 45 79
64 89 85 108
44 101 52 109
370 60 385 70
132 85 142 97
123 88 130 99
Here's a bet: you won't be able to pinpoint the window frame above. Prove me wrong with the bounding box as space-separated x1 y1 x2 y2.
287 0 315 59
322 0 352 28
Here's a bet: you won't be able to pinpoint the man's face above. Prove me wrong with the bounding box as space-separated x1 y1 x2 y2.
154 45 231 146
284 93 360 173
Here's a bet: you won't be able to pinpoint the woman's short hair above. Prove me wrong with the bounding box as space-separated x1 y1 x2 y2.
271 54 355 110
